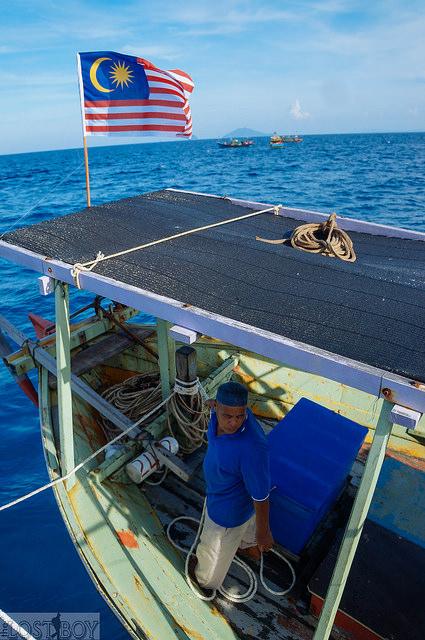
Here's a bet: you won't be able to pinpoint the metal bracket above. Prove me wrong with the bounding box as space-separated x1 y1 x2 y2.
390 404 422 431
169 325 198 344
153 443 190 482
38 275 54 296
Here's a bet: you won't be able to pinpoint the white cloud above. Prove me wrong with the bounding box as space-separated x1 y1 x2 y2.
290 99 310 120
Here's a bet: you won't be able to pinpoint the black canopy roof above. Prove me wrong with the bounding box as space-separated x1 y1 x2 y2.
3 189 425 382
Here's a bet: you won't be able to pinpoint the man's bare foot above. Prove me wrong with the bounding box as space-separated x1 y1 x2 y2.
238 545 261 561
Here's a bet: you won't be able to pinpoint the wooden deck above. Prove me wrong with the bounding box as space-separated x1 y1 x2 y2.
145 462 319 640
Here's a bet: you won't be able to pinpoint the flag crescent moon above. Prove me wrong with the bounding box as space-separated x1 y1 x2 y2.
90 57 113 93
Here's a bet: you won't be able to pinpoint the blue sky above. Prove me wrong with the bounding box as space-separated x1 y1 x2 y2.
1 0 424 154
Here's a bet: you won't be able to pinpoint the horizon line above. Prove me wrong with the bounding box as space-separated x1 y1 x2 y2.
1 129 425 158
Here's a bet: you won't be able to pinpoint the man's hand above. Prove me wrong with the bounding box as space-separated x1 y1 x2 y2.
256 528 274 553
253 498 273 552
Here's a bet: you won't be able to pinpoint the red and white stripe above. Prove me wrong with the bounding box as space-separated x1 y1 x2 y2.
82 57 194 138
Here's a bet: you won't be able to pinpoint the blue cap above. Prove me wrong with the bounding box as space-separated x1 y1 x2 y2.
216 381 248 407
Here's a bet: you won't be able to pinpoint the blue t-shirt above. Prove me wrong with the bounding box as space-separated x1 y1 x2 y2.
203 408 271 527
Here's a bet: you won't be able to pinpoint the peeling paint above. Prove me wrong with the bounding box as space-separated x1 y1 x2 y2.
178 624 207 640
117 530 139 548
277 613 314 639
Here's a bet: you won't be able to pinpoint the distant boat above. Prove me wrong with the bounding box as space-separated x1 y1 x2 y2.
218 138 254 148
282 135 303 143
270 133 285 148
269 133 303 147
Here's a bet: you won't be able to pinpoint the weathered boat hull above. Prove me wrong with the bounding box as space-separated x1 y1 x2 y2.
35 320 425 639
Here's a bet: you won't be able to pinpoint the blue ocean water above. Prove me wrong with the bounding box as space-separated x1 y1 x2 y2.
0 132 424 638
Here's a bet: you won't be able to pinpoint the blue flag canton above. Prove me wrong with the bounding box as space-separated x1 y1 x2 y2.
79 51 149 101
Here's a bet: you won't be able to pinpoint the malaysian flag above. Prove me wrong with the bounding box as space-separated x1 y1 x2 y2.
77 51 194 138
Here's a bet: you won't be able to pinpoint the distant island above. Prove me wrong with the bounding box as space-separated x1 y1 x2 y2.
221 127 268 138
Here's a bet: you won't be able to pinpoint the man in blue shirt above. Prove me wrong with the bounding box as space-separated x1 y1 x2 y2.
189 381 273 596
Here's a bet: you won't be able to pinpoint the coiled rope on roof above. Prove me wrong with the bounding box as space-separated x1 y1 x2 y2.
71 204 282 288
257 212 357 262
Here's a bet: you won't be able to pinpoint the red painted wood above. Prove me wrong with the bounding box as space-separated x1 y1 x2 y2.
310 594 385 640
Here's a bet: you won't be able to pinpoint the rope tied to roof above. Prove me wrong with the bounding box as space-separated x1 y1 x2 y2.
256 212 357 262
71 204 282 288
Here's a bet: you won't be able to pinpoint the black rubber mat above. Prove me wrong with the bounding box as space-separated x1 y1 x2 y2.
309 519 425 640
4 189 425 381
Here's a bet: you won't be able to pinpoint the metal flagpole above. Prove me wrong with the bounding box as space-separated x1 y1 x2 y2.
76 53 91 208
83 136 91 208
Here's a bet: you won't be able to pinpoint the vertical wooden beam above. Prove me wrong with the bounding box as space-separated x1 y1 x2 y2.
168 331 176 387
313 400 393 640
157 319 171 401
175 346 197 384
55 281 75 489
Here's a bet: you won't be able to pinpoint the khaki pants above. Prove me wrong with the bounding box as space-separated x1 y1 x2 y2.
195 510 257 590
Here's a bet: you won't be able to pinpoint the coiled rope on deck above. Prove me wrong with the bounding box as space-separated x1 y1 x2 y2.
167 377 209 454
257 212 356 262
101 373 209 454
167 500 296 603
100 372 163 441
71 204 282 288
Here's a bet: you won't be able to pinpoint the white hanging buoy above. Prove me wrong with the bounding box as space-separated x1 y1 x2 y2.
126 437 179 484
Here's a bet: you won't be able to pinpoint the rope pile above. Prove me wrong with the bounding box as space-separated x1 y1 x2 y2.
100 373 208 453
257 212 356 262
100 372 162 440
167 378 209 454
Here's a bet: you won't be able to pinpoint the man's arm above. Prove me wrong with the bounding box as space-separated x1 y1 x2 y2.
254 498 274 552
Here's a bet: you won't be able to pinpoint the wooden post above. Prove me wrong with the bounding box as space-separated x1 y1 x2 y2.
175 346 197 385
313 400 393 640
169 336 176 387
83 136 91 208
55 281 75 489
157 319 171 401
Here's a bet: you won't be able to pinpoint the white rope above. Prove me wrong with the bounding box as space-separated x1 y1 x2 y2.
166 499 296 602
100 372 162 440
0 609 36 640
71 204 282 288
167 378 209 454
0 391 174 513
100 373 208 454
173 377 201 396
